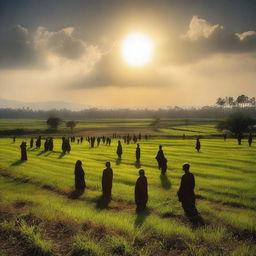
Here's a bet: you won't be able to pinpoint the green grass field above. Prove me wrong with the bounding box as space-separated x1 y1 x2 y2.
0 119 255 255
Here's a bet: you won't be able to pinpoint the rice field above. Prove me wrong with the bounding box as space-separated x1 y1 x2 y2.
0 119 255 256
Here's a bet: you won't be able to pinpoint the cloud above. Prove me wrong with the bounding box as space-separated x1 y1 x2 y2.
0 25 39 68
159 16 256 64
0 25 90 68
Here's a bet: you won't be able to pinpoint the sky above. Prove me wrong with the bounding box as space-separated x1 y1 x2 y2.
0 0 256 108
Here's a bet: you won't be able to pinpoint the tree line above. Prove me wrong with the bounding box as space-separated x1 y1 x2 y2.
216 94 256 108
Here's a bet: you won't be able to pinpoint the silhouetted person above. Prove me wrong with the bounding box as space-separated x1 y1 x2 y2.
248 133 253 147
237 133 242 145
44 138 49 151
13 136 16 143
136 144 141 162
62 137 66 153
30 138 34 148
177 163 199 224
20 141 27 161
80 136 83 143
223 134 227 141
66 139 71 153
155 145 167 172
195 138 201 152
102 162 113 198
74 160 85 191
135 169 148 211
97 137 101 147
36 136 41 149
116 140 122 158
49 137 54 151
182 134 185 140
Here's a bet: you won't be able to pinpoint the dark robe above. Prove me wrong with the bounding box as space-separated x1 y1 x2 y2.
135 176 148 209
20 142 27 161
30 138 34 148
136 147 141 161
177 172 198 218
195 139 201 152
74 166 86 190
117 144 122 158
155 149 165 170
248 135 253 147
102 167 113 198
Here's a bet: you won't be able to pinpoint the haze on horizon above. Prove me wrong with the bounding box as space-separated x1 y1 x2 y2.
0 0 256 108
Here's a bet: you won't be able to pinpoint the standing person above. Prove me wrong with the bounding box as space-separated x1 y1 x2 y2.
135 169 148 211
177 163 200 224
36 136 41 149
116 140 122 158
97 137 101 147
182 134 186 140
13 136 16 143
237 133 242 145
136 144 141 162
195 138 201 152
20 141 27 161
30 138 34 148
49 137 54 151
67 139 71 153
248 133 253 147
102 162 113 198
155 145 165 170
223 134 227 141
74 160 86 191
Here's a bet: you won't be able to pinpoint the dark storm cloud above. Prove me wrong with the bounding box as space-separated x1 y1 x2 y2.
0 25 88 68
0 25 39 68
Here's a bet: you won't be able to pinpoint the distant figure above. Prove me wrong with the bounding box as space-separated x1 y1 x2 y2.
182 134 185 140
74 160 86 191
248 133 253 147
223 134 227 141
136 144 141 162
49 137 54 151
80 136 83 143
155 145 167 173
116 140 122 158
195 138 201 152
62 137 66 153
77 138 80 144
13 136 16 143
30 138 34 148
237 133 242 145
44 138 49 151
135 169 148 211
102 162 113 198
97 137 101 147
20 141 27 161
36 136 41 149
177 163 199 224
66 139 71 153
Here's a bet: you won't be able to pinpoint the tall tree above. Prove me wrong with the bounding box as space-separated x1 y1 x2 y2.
216 97 226 107
236 95 249 108
66 120 77 133
46 117 62 130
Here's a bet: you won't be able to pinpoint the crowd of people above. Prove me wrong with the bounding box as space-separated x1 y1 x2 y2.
14 132 254 225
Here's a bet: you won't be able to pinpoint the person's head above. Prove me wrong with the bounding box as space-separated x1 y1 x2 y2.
139 169 145 176
182 163 190 172
76 160 82 168
118 140 121 144
106 161 111 168
159 145 162 149
137 144 140 148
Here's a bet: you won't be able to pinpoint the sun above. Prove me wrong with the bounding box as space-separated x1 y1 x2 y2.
121 32 154 67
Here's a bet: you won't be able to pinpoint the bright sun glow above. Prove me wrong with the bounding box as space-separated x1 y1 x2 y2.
121 32 154 67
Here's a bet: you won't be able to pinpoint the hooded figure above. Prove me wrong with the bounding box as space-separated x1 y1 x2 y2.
135 169 148 211
177 163 199 222
20 141 27 161
248 133 253 147
136 144 141 161
195 138 201 152
155 145 167 172
74 160 86 190
30 138 34 148
102 162 113 198
116 140 122 158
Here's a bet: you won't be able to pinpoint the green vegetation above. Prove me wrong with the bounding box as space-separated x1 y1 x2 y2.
0 119 255 255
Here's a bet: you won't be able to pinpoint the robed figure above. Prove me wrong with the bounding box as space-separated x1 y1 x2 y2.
177 163 199 222
102 162 113 198
74 160 86 191
155 145 167 173
135 169 148 211
136 144 141 161
195 138 201 152
116 140 122 158
248 133 253 147
20 141 27 161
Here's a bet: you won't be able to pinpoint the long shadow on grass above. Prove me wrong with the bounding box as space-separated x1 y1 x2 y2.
134 160 141 169
116 158 121 165
68 189 84 199
160 174 171 190
10 159 26 166
134 208 150 227
58 152 66 159
96 195 111 209
37 150 46 156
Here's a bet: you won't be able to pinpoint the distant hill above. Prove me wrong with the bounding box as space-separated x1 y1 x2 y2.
0 98 89 111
